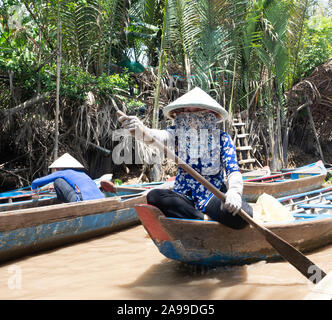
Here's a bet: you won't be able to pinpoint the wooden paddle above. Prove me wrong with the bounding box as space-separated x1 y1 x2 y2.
116 110 327 284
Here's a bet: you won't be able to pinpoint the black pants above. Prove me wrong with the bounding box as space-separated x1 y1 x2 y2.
147 188 253 230
54 178 82 203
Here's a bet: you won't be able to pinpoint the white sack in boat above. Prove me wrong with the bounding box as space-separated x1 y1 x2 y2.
253 193 295 223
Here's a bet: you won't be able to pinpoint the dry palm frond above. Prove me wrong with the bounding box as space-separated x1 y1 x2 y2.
286 58 332 141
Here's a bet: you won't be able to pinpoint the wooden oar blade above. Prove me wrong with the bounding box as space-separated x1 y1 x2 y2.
264 230 327 284
237 208 327 284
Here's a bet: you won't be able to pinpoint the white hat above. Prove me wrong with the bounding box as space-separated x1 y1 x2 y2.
163 87 229 120
49 153 84 169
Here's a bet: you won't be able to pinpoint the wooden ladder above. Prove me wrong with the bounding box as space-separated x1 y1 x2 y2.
232 114 255 170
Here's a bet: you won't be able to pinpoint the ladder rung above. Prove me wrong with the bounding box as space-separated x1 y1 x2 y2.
237 134 249 138
236 146 252 151
239 158 255 164
233 122 246 126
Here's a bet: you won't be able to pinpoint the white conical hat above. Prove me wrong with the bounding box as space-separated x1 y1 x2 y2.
49 153 84 169
163 87 228 120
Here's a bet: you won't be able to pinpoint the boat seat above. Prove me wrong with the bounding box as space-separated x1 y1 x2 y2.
298 204 332 209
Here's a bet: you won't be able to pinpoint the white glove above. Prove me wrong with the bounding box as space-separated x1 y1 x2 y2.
118 115 172 145
118 115 145 133
224 171 243 215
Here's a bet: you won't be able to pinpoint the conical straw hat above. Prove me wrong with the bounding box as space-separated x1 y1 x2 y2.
163 87 228 120
49 153 84 169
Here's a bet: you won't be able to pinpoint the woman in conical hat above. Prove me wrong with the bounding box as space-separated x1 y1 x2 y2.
48 153 84 171
119 87 253 229
32 153 104 203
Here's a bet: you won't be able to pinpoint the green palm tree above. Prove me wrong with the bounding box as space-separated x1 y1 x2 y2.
150 0 248 128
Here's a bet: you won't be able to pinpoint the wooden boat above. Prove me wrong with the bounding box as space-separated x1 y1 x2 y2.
242 166 271 181
101 180 164 197
0 196 60 212
135 203 332 266
243 161 327 202
0 173 114 204
278 186 332 215
0 192 147 263
0 188 54 204
0 177 175 262
0 178 166 213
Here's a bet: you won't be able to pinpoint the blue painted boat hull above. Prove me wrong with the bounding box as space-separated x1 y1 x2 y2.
0 207 138 262
0 195 146 263
135 204 332 267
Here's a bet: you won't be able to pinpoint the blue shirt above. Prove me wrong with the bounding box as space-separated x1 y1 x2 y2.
166 112 240 211
32 169 105 201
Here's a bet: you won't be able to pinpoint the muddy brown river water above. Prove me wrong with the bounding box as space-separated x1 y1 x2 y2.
0 224 331 300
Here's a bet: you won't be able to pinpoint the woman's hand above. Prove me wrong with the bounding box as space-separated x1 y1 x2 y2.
223 171 243 215
224 190 242 214
118 115 145 133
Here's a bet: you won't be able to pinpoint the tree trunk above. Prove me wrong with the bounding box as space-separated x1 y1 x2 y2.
9 72 19 107
54 2 62 161
1 92 51 116
152 0 168 129
307 106 325 163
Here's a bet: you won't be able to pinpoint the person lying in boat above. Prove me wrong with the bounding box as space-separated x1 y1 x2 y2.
31 153 105 203
118 87 253 229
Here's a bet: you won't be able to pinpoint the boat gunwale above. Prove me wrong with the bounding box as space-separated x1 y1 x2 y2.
137 204 332 230
0 194 147 232
135 204 332 266
243 172 326 187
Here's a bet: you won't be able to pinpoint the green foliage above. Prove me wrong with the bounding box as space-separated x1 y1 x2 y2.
20 64 131 101
126 99 146 112
326 170 332 183
295 15 332 81
1 0 331 114
114 178 123 185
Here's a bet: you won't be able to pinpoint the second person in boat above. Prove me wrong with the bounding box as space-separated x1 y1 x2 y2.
32 153 105 203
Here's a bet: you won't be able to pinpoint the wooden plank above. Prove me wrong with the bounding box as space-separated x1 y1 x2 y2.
277 186 332 202
0 197 59 212
244 173 326 202
236 146 253 151
237 134 249 138
0 194 146 232
239 158 256 164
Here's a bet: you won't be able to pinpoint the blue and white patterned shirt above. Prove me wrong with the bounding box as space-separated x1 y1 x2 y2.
166 112 239 211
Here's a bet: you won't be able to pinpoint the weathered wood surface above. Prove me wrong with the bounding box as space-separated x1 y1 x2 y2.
278 186 332 214
243 173 326 202
136 204 332 266
0 194 146 232
0 191 42 203
0 197 59 212
0 194 147 263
